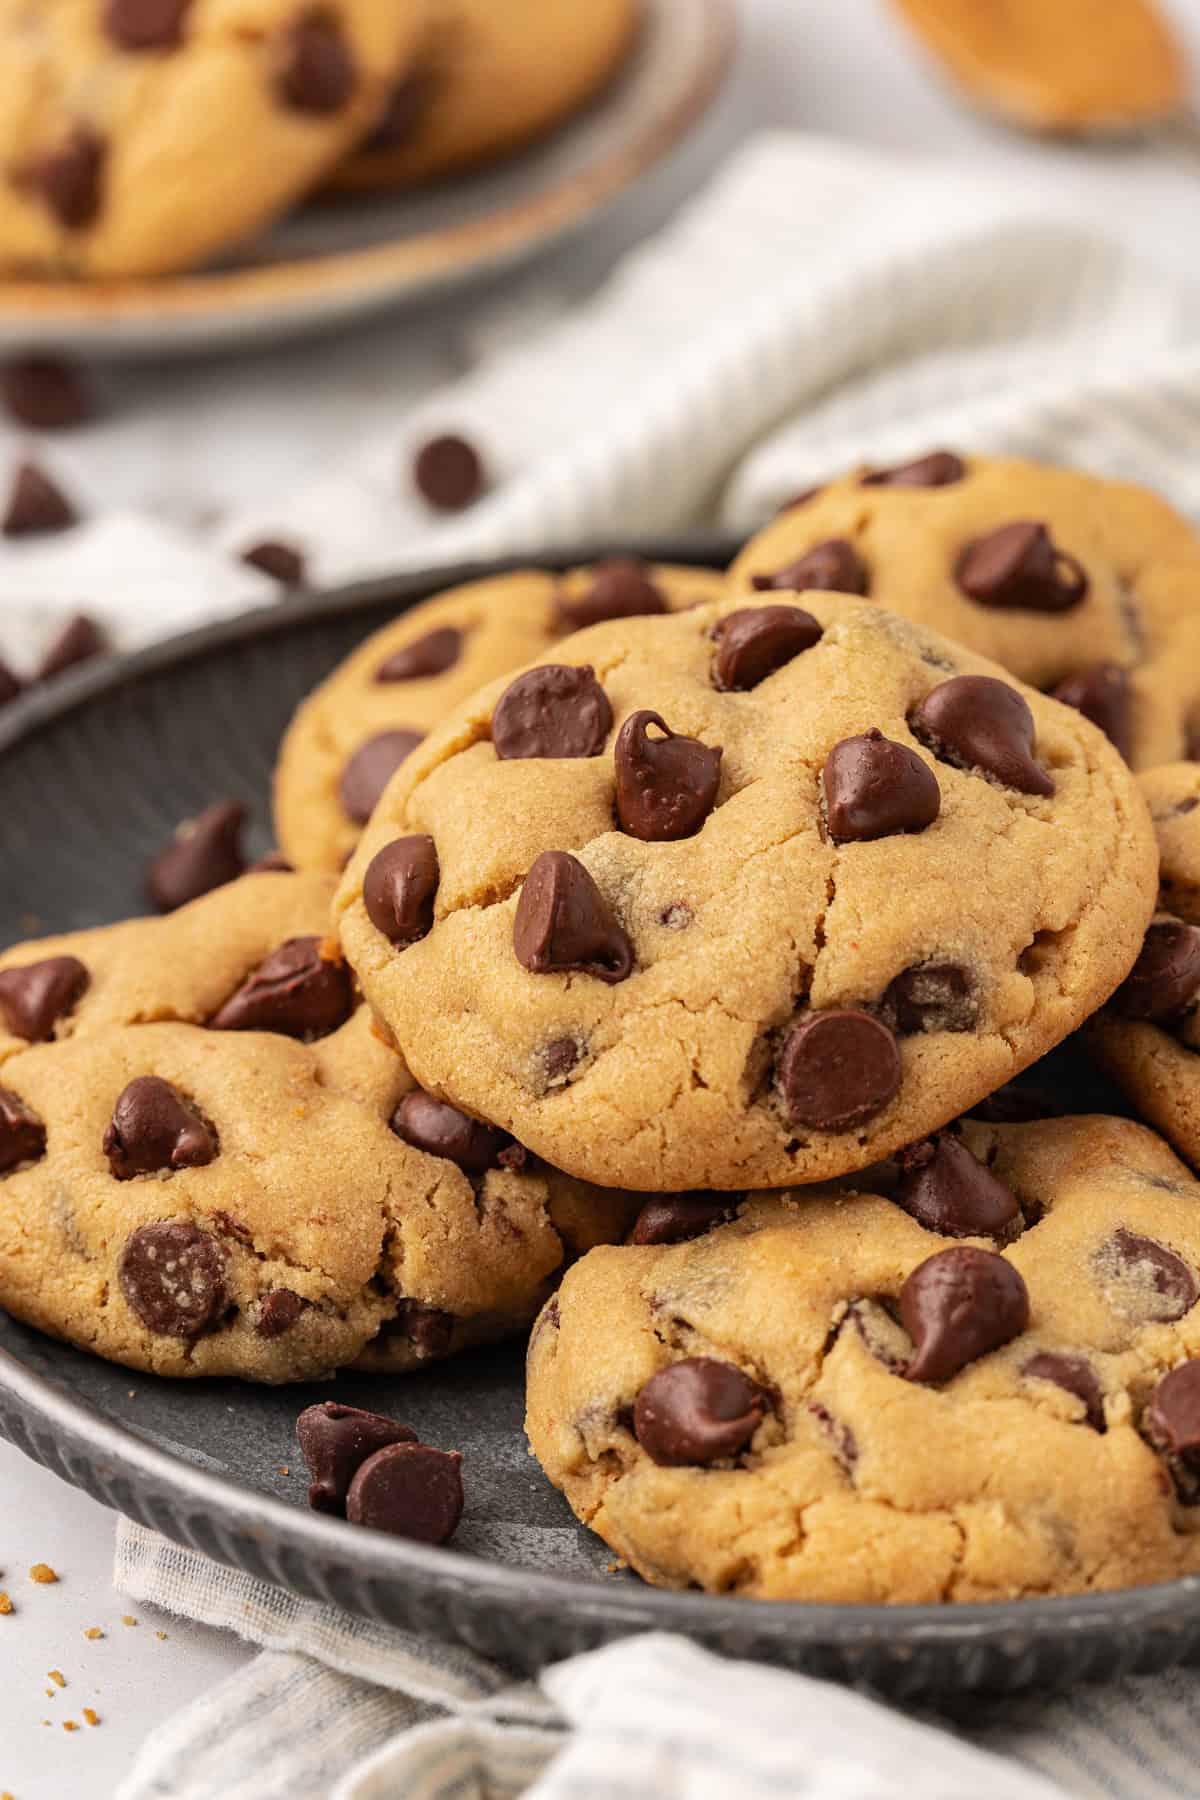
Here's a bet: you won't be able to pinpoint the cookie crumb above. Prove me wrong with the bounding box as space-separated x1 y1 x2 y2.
83 1708 99 1728
48 1671 65 1689
62 1720 78 1732
278 1466 290 1476
0 1593 12 1615
84 1628 103 1641
29 1565 58 1584
155 1631 168 1642
121 1615 136 1627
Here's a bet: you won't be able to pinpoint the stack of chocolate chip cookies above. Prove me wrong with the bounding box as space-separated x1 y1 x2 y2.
5 455 1200 1602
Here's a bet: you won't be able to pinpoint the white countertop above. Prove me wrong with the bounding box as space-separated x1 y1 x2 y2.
7 0 1200 1793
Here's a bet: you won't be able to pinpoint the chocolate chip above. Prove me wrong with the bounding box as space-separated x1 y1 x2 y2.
900 1247 1029 1383
375 627 462 683
956 522 1088 613
240 540 305 589
345 1442 464 1543
145 801 246 913
492 665 612 761
363 835 439 946
822 729 940 843
777 1010 901 1130
1023 1352 1105 1431
3 461 77 537
880 962 976 1035
363 70 435 149
38 612 104 680
0 661 21 708
297 1401 417 1515
387 1299 456 1360
103 1077 217 1179
391 1088 512 1175
338 730 424 823
412 434 485 512
894 1133 1022 1241
542 1036 582 1083
751 538 868 596
861 450 966 488
556 560 667 631
274 7 356 112
257 1289 306 1339
0 1088 46 1174
712 604 822 692
1096 1229 1198 1324
629 1194 737 1246
1051 663 1132 762
614 711 722 842
2 356 92 430
514 852 633 984
119 1221 227 1339
26 127 104 230
0 955 89 1042
911 674 1054 797
210 938 353 1039
1145 1361 1200 1491
1113 920 1200 1022
634 1358 767 1466
104 0 191 49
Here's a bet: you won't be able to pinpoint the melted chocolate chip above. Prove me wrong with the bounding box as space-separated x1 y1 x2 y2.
119 1221 227 1339
363 835 439 946
1051 663 1132 762
104 0 191 49
492 665 612 760
1096 1229 1198 1324
808 1400 858 1471
297 1401 417 1515
375 627 462 682
210 938 353 1039
1023 1352 1106 1431
27 127 104 230
3 461 77 537
822 730 940 843
900 1247 1029 1383
0 956 89 1042
777 1010 901 1131
2 356 92 430
388 1299 456 1360
956 522 1087 613
614 711 722 842
1113 920 1200 1022
103 1077 217 1179
556 560 667 631
274 7 356 112
542 1036 582 1083
629 1194 737 1246
633 1358 767 1466
38 612 103 679
240 540 306 589
894 1134 1022 1241
145 801 246 913
338 730 424 823
1145 1361 1200 1494
514 852 633 984
861 451 965 488
0 1087 46 1174
711 605 822 692
257 1289 307 1340
880 962 976 1035
345 1442 464 1544
751 538 868 596
391 1089 512 1175
911 674 1054 797
412 434 485 512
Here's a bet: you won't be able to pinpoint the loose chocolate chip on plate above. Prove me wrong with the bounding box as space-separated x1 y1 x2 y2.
297 1401 417 1515
822 729 940 843
391 1088 512 1175
104 1077 218 1179
413 434 485 512
492 664 612 761
614 710 722 842
880 962 976 1035
104 0 191 50
712 605 822 691
257 1289 307 1340
1095 1228 1198 1324
363 835 439 945
894 1133 1022 1241
0 1088 46 1174
861 450 966 488
346 1442 464 1543
3 461 77 537
1145 1360 1200 1482
2 355 92 430
901 1246 1030 1383
956 521 1088 613
751 537 868 596
0 955 89 1042
1052 662 1132 762
556 559 667 631
145 800 246 913
514 851 633 984
1024 1352 1106 1431
27 126 105 230
274 7 356 112
1112 920 1200 1022
376 627 462 683
338 729 424 823
38 612 104 680
777 1009 901 1131
634 1357 767 1467
629 1193 737 1246
210 937 353 1039
911 674 1054 797
119 1221 227 1339
240 539 306 589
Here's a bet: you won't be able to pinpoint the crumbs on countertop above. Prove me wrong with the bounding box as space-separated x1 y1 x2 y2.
29 1565 57 1585
83 1708 100 1728
84 1627 103 1640
47 1671 65 1689
121 1615 136 1627
0 1593 12 1616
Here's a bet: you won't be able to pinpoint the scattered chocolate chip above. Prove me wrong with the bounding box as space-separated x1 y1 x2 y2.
119 1221 227 1339
3 461 77 537
338 729 424 823
542 1036 582 1083
777 1010 901 1131
0 660 21 708
861 451 966 488
387 1299 456 1360
375 627 462 683
391 1089 512 1175
911 674 1054 797
250 849 293 873
712 604 823 692
956 521 1088 613
1095 1229 1198 1324
634 1358 767 1466
413 434 485 512
210 938 353 1039
0 955 89 1042
1023 1352 1105 1431
257 1289 307 1340
363 835 439 947
103 1077 217 1179
1145 1361 1200 1495
38 612 104 680
629 1193 737 1246
363 69 435 150
0 1087 46 1174
492 665 612 761
822 729 940 843
104 0 190 49
145 801 246 913
1051 663 1132 762
880 962 976 1035
346 1442 464 1543
901 1247 1029 1383
274 7 356 112
751 538 868 596
894 1133 1022 1241
297 1401 417 1515
1113 920 1200 1022
614 710 722 842
240 540 306 589
26 126 105 230
556 560 667 631
2 355 92 430
514 852 633 984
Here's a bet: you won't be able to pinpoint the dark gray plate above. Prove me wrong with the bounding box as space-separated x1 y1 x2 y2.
2 539 1198 1703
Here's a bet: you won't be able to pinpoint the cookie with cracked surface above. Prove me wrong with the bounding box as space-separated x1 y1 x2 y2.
0 873 639 1381
274 561 728 872
730 455 1200 771
0 0 426 278
335 591 1157 1191
527 1115 1200 1602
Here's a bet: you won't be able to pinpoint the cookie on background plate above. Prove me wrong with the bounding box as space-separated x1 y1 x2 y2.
274 561 728 872
730 454 1200 771
527 1115 1200 1603
0 872 640 1382
336 591 1157 1192
0 0 427 278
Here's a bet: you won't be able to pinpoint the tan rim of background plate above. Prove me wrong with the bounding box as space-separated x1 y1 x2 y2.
0 0 734 347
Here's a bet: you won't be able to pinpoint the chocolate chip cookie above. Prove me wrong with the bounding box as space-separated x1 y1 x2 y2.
527 1114 1200 1602
730 455 1200 771
275 561 728 872
0 872 639 1381
336 591 1157 1191
0 1 426 278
